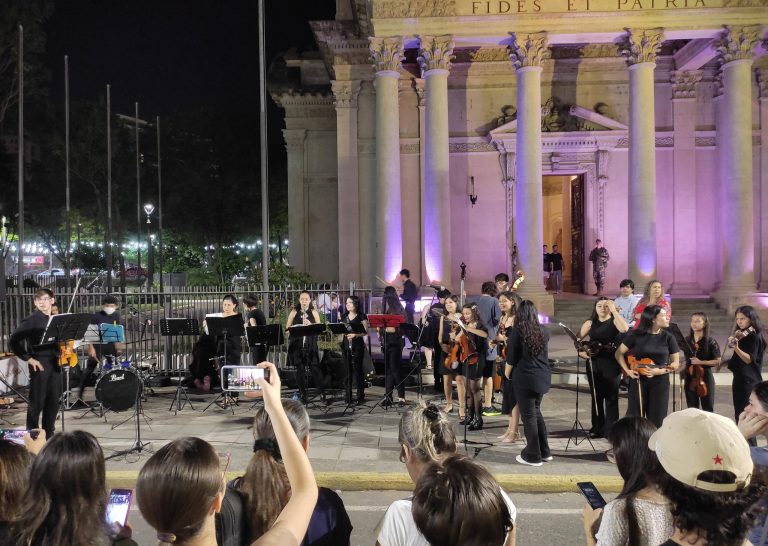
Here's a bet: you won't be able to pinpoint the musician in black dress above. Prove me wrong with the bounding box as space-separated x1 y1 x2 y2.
615 305 680 428
285 291 322 403
680 312 720 412
438 295 465 419
381 286 406 407
578 297 629 439
192 294 243 393
727 305 766 426
420 288 450 394
9 289 60 438
243 293 268 364
506 300 552 466
341 295 369 405
454 303 488 431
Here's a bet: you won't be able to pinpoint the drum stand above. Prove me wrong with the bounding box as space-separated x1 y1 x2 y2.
106 387 152 460
111 393 152 431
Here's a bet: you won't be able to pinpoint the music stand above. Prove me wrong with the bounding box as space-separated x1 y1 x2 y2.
558 323 596 452
246 324 283 364
328 321 367 410
39 313 92 433
161 318 200 414
667 322 691 412
204 316 246 414
285 323 326 403
367 314 406 413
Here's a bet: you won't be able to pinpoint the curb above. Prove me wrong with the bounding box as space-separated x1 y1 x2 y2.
106 471 624 493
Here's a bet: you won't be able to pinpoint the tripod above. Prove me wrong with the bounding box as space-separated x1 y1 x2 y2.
161 318 200 414
460 356 493 452
106 384 152 460
565 352 595 451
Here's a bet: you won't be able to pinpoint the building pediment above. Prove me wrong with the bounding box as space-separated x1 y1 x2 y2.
489 101 627 138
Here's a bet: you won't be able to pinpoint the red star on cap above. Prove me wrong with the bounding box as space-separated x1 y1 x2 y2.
713 454 723 465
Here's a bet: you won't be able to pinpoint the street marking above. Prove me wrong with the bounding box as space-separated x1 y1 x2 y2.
342 506 581 514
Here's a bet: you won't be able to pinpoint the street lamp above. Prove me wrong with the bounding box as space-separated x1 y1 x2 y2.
144 203 154 288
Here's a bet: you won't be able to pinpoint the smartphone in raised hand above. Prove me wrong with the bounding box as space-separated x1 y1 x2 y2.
577 481 607 510
106 488 134 527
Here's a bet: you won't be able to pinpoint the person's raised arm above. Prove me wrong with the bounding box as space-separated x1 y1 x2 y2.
252 362 318 546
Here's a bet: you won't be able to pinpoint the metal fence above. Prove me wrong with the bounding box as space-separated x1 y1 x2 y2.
0 284 373 372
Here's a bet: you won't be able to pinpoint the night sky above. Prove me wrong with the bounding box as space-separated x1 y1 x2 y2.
43 0 336 138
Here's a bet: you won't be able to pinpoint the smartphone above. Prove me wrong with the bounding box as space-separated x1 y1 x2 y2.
221 365 270 392
577 481 607 510
0 429 38 445
105 488 133 527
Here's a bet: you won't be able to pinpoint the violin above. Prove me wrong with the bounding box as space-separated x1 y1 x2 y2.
58 339 78 368
728 326 756 348
687 340 707 398
625 355 671 378
442 314 479 369
443 314 462 371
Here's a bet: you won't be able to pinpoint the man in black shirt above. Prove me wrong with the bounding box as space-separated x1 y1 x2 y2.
542 245 551 289
399 268 418 324
550 245 564 294
75 295 123 406
9 288 61 438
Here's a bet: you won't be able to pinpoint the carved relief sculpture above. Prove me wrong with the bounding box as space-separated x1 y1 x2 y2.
331 80 362 108
714 25 763 64
417 35 455 74
670 70 703 99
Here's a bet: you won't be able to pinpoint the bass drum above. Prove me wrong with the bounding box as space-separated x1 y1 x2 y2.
96 368 141 412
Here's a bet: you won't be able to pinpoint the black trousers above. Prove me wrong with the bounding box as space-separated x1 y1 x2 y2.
586 359 621 437
626 375 669 428
405 303 415 325
27 359 61 438
289 347 321 398
684 373 715 412
514 385 550 463
384 334 405 399
344 339 366 402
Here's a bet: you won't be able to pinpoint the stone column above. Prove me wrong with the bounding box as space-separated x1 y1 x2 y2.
758 69 768 292
369 37 404 286
509 32 552 316
714 26 762 299
331 80 362 285
619 28 664 284
418 35 454 287
283 129 308 271
670 70 703 294
414 78 427 283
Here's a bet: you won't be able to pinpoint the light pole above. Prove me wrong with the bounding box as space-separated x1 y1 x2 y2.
144 203 154 289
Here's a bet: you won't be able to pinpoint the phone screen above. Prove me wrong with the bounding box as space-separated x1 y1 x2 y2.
0 429 30 445
221 365 270 391
577 481 607 510
106 489 133 527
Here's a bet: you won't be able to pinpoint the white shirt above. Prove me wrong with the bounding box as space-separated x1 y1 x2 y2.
377 491 517 546
595 496 674 546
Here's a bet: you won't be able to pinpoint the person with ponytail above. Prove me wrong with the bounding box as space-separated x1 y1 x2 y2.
376 402 517 546
228 399 352 546
582 417 673 546
139 362 318 546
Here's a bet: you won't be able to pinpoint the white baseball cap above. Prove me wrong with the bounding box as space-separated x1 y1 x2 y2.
648 408 753 493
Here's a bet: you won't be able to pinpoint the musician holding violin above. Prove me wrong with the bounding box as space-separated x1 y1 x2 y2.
446 303 488 430
682 312 720 412
495 291 522 443
578 297 629 439
726 305 766 427
438 295 466 418
9 288 61 439
615 305 680 428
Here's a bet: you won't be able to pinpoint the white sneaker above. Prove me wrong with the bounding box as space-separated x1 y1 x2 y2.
516 454 543 467
542 455 554 462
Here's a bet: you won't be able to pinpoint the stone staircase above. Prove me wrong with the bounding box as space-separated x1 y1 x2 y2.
552 295 733 337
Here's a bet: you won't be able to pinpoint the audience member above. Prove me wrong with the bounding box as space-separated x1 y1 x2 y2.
0 440 32 543
737 381 768 545
651 408 767 546
226 399 352 545
582 417 673 546
412 455 514 546
614 279 639 327
10 430 135 546
376 402 517 546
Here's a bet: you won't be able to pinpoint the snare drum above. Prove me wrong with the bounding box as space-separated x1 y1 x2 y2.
95 367 142 412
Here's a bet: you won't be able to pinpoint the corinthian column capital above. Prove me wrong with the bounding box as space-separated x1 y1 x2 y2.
283 129 307 152
417 35 455 74
715 25 764 65
670 70 703 99
619 28 665 65
331 80 362 108
508 32 549 69
369 36 405 73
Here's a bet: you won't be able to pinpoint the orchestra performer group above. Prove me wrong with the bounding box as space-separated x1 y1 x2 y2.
9 289 61 439
285 291 322 403
450 303 488 430
438 295 466 419
420 288 450 394
341 295 369 406
682 312 720 412
380 286 406 407
495 291 521 443
578 297 628 439
75 295 123 406
726 306 766 430
190 294 243 392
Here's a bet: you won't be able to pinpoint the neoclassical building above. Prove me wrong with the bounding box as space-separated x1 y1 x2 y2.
268 0 768 315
